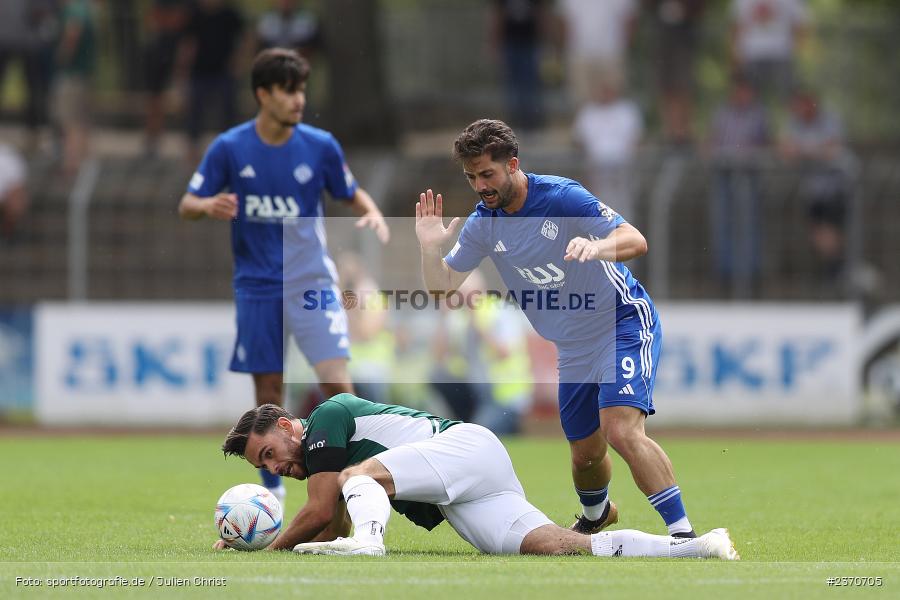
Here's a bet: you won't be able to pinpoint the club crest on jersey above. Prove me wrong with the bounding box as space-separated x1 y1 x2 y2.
541 220 559 241
294 163 314 185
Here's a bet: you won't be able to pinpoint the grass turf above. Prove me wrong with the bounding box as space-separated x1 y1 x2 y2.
1 434 898 598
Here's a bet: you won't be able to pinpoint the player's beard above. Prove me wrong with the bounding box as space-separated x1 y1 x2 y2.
480 174 516 210
284 439 308 480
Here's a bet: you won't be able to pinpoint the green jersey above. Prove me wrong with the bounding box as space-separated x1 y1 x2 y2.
302 394 460 530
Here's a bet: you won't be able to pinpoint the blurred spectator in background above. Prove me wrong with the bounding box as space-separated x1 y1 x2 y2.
648 0 706 146
573 78 643 224
337 252 395 406
256 0 321 59
53 0 96 178
707 72 771 297
428 270 493 423
730 0 808 104
142 0 190 157
179 0 245 164
469 293 534 436
557 0 637 109
0 144 28 240
0 0 58 153
490 0 549 130
779 87 851 283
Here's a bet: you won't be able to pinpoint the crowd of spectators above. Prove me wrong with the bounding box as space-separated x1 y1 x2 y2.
0 1 863 292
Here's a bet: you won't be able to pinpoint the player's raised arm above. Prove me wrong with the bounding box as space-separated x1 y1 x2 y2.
267 471 343 550
416 189 469 293
564 222 648 263
348 187 390 243
178 192 238 221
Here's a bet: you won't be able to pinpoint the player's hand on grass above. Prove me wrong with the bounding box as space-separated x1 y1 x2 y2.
416 189 461 249
355 211 391 243
212 539 229 551
564 236 601 263
204 193 238 221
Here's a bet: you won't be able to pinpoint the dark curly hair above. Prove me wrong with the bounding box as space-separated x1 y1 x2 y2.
452 119 519 163
222 403 295 458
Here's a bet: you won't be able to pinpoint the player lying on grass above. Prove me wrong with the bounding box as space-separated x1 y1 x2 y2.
216 394 739 559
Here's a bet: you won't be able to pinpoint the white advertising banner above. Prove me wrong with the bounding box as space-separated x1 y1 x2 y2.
650 303 862 426
35 303 253 426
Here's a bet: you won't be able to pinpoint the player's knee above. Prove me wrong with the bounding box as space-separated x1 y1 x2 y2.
601 420 642 455
571 451 602 473
337 461 377 488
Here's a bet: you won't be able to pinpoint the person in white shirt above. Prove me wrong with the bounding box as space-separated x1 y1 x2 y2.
573 79 643 224
730 0 808 101
558 0 637 109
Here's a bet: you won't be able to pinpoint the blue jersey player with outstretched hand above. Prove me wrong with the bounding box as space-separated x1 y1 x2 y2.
179 49 389 505
416 119 695 539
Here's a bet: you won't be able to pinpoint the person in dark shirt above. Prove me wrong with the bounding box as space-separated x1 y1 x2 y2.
178 0 245 162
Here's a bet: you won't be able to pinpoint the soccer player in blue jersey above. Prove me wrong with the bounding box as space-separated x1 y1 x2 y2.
179 48 389 503
415 119 695 538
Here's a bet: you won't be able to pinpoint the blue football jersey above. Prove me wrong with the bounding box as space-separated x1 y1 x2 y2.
187 120 357 298
444 173 658 349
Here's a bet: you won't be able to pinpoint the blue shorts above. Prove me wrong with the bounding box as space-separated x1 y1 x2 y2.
230 292 350 373
557 319 662 441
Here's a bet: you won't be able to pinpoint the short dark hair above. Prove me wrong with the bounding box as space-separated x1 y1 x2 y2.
222 404 295 458
251 48 310 103
452 119 519 163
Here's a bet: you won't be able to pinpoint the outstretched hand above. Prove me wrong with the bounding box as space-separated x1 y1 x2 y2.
415 189 462 250
355 211 391 244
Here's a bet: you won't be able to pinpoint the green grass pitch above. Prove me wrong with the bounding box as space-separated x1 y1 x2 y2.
1 433 898 598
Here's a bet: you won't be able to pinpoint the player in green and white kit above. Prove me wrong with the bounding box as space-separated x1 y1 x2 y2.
219 394 738 558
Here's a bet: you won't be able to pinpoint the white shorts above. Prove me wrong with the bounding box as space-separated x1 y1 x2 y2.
374 423 553 554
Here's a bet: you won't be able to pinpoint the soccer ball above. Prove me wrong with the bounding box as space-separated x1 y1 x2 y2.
215 483 283 551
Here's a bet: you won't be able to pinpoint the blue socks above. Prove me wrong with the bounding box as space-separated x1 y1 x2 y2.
577 486 609 521
647 485 693 535
259 468 281 491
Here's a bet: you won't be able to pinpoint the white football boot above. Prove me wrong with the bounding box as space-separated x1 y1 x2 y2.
293 537 386 556
697 528 740 560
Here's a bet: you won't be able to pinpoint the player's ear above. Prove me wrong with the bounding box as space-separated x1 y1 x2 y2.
276 417 293 433
507 157 519 174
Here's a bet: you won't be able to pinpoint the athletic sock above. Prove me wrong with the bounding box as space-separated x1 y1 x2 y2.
259 468 281 490
576 486 609 521
342 475 391 545
590 530 701 558
647 485 693 535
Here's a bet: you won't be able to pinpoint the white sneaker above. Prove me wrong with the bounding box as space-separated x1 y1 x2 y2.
698 528 740 560
293 537 386 556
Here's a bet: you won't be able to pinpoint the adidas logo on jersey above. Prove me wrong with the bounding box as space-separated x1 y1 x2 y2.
239 164 256 178
618 384 635 396
494 240 508 252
